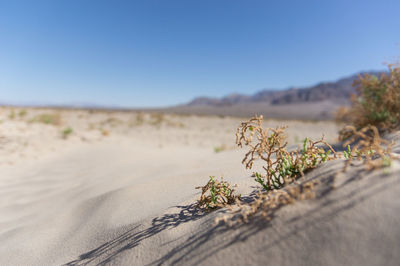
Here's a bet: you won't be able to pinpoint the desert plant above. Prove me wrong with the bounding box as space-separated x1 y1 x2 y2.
136 112 144 125
166 120 186 128
335 65 400 171
207 115 333 225
18 109 27 118
339 125 399 171
61 127 73 139
200 113 398 225
129 112 145 127
101 129 110 136
30 113 62 126
336 65 400 131
150 113 165 126
334 106 352 124
217 179 320 225
343 144 352 159
8 110 15 120
236 115 336 191
101 117 122 127
214 144 227 153
196 176 240 211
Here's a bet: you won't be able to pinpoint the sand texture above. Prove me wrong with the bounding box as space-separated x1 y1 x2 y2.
0 107 399 265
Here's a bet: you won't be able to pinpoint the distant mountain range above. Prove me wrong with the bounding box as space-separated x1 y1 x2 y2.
1 70 385 121
164 71 384 120
186 71 383 107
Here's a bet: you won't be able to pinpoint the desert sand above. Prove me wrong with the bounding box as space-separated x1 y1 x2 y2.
0 106 399 265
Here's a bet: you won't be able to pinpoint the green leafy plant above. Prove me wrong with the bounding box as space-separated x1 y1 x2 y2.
343 145 352 159
62 127 73 139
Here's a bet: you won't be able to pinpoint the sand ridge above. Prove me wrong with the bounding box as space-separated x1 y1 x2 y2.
1 107 399 265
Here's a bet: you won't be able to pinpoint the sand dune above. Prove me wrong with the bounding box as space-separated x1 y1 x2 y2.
0 107 399 265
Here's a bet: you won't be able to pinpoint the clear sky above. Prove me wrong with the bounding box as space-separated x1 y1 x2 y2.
0 0 399 107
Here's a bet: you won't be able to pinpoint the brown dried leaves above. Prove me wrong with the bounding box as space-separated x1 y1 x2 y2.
339 125 400 171
196 176 240 211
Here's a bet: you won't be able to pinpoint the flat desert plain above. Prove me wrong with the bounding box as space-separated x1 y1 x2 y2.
0 107 399 266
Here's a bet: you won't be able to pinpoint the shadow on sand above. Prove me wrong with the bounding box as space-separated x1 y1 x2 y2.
65 160 400 266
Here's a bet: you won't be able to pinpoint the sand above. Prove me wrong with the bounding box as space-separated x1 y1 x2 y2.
0 106 399 265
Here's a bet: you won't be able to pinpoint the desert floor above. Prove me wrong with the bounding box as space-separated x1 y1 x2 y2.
0 107 399 266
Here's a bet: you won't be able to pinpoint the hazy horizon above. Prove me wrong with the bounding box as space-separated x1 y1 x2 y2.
1 0 399 108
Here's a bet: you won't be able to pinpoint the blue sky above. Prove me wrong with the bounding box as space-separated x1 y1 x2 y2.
0 0 399 107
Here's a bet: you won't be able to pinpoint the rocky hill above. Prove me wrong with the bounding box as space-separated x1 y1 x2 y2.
187 71 382 107
161 71 383 120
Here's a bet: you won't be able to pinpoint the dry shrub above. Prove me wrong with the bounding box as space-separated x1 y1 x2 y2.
30 113 62 126
236 115 336 191
135 112 144 126
101 117 122 127
166 120 186 128
150 113 165 126
101 129 110 136
18 109 27 118
336 66 400 170
128 112 184 128
339 125 399 171
196 176 240 211
8 110 15 120
208 115 335 225
128 112 144 127
217 179 320 226
334 106 352 124
336 65 400 131
150 113 186 128
198 112 399 226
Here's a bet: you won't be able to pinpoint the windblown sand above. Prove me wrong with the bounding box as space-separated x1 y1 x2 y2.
0 107 399 265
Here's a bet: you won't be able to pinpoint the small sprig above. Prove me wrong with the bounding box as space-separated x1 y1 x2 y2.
196 176 240 211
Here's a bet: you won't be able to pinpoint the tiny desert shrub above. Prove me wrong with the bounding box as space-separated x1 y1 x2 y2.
18 109 27 118
101 129 110 136
136 112 144 125
8 110 15 120
30 113 62 126
166 120 186 128
196 176 240 211
129 112 144 127
61 127 73 139
214 144 227 153
339 125 399 171
336 65 400 131
236 115 336 191
150 113 165 126
101 117 122 127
